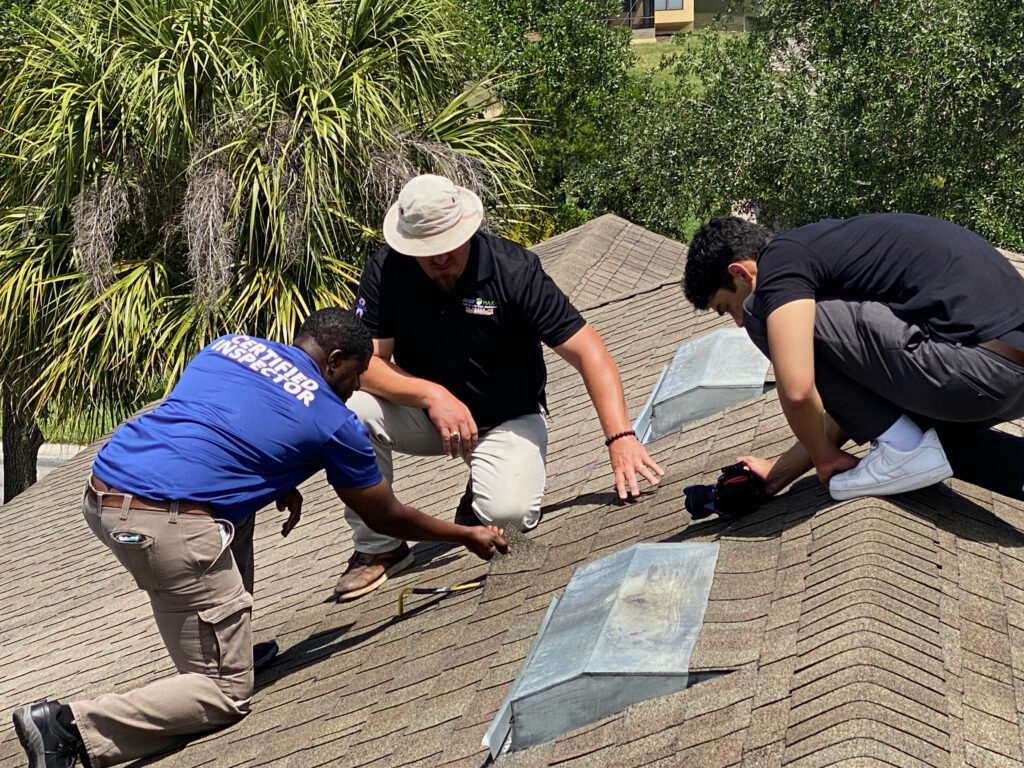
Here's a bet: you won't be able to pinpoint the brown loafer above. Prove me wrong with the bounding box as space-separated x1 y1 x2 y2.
334 543 413 601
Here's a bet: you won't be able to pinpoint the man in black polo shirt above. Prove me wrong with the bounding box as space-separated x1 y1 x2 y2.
682 213 1024 502
334 174 664 599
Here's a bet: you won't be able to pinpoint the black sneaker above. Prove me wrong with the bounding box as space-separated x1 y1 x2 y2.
12 701 83 768
454 479 482 527
253 640 279 673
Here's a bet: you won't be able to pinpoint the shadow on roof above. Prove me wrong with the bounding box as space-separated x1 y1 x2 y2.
659 475 1024 549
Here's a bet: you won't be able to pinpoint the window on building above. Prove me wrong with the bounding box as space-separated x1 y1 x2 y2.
653 0 683 9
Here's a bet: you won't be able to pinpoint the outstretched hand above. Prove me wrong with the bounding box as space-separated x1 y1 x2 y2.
609 436 665 500
276 489 303 537
462 525 509 560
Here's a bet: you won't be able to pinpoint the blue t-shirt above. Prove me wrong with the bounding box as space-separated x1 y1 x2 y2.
92 334 382 524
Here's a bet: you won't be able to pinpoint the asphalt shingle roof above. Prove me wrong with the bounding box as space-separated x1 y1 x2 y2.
3 217 1024 767
532 213 685 308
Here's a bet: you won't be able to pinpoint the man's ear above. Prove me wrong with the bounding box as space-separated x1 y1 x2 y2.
727 260 756 287
325 349 345 374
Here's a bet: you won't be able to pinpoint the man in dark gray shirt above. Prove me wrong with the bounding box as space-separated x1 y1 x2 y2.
682 213 1024 501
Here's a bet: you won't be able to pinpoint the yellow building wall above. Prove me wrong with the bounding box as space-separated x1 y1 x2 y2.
655 8 694 32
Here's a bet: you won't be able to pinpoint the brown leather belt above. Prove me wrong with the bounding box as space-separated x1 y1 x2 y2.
89 475 214 517
980 339 1024 368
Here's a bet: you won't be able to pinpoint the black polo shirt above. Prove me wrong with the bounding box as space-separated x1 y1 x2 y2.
355 232 586 429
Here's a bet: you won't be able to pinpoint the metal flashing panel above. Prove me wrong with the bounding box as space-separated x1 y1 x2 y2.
485 543 719 754
634 328 768 443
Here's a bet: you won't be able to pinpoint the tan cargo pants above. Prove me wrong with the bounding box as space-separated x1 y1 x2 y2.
71 487 254 767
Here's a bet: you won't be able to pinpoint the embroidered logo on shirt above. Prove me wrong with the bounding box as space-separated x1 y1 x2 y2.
463 297 497 316
355 297 367 318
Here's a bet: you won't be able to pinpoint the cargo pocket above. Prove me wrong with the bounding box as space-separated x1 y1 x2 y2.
903 324 927 351
198 591 255 703
108 530 163 591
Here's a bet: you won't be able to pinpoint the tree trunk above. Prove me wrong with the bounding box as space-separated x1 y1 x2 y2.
2 394 44 503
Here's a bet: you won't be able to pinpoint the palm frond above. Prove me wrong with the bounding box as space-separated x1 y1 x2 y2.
0 0 541 440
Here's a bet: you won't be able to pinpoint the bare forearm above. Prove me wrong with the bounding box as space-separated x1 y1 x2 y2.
581 356 632 436
762 414 848 494
761 441 811 494
767 300 834 464
336 480 506 560
360 355 445 409
366 500 470 544
779 392 834 464
338 482 469 543
554 324 664 497
557 325 631 436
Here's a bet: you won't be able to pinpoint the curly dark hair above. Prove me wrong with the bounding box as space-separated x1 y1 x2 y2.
683 217 771 309
295 307 372 362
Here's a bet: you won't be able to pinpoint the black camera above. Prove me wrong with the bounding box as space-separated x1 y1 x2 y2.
683 462 768 520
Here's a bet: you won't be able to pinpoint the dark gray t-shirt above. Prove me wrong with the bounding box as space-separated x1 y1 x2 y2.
747 213 1024 345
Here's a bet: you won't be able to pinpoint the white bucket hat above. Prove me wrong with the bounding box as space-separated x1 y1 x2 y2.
382 174 484 257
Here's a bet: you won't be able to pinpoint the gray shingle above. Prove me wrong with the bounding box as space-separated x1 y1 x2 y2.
5 220 1024 768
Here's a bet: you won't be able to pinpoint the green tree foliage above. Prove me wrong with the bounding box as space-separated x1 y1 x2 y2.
562 73 701 240
0 0 538 498
463 0 640 231
570 1 1024 250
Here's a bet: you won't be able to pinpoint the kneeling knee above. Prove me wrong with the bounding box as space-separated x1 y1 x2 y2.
474 499 540 531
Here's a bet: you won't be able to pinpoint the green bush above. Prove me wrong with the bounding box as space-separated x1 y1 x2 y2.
569 1 1024 251
0 0 539 451
463 0 640 230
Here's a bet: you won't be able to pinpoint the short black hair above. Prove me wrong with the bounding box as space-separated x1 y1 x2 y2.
683 217 771 309
295 307 372 362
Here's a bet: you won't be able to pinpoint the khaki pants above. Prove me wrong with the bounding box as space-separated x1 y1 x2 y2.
344 391 548 554
72 488 254 767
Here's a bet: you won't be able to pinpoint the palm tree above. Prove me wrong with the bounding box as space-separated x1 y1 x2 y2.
0 0 539 501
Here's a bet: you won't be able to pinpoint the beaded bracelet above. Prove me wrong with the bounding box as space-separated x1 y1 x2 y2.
604 430 636 447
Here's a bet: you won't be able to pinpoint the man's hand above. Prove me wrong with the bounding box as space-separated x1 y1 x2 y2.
359 341 478 458
461 525 509 560
425 387 479 458
276 489 303 537
735 415 853 497
813 446 860 487
609 437 665 500
338 480 509 556
736 455 781 495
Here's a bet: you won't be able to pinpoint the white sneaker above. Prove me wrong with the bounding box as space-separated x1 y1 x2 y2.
829 428 953 501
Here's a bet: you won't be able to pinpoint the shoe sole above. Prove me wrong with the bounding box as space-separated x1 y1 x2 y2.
829 462 953 501
335 552 414 602
12 705 44 768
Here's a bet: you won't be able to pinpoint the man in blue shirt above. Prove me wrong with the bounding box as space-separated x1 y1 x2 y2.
12 308 507 768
